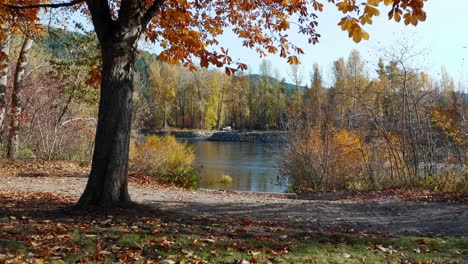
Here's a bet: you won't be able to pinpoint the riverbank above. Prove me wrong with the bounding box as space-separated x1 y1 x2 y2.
1 159 467 237
147 130 287 142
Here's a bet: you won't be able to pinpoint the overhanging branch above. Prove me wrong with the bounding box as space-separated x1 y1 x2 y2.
4 0 84 9
142 0 166 27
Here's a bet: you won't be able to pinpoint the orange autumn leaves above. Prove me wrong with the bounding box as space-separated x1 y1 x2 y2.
0 0 42 60
145 0 427 75
0 0 41 30
2 0 427 74
337 0 427 43
149 0 315 75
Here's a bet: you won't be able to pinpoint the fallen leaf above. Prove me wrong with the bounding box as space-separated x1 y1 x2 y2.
376 245 387 252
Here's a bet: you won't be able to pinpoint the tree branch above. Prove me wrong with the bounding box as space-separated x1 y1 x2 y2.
85 0 114 44
142 0 166 27
4 0 84 9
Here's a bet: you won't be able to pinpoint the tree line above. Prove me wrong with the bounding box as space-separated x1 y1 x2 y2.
1 30 466 161
1 28 466 193
279 50 467 191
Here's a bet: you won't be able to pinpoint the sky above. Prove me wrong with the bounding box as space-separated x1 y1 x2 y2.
214 1 468 89
52 0 468 90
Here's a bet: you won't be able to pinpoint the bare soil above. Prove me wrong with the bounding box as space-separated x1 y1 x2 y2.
1 159 467 237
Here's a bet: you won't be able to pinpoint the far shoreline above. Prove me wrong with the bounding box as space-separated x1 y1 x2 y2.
144 129 288 143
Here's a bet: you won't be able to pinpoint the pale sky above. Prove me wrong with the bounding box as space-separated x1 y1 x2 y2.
215 1 468 90
51 0 468 90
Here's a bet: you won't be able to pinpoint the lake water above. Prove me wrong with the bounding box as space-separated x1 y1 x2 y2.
187 140 287 193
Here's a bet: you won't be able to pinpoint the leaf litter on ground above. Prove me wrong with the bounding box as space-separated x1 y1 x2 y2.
0 190 467 263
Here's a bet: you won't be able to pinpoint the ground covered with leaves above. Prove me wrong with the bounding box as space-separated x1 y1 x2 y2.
0 159 467 263
0 191 467 264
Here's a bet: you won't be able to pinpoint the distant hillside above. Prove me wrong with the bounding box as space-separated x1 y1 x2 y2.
247 74 305 92
38 29 156 89
37 29 303 92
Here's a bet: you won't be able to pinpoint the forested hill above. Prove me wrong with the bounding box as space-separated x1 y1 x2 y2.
248 74 306 92
37 29 301 93
38 29 156 89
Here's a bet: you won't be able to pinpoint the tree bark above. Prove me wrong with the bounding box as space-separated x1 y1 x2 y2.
7 36 33 159
77 0 148 207
0 32 10 141
76 38 138 206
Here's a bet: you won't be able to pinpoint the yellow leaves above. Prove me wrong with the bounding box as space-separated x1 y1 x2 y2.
360 15 372 25
286 126 370 189
338 16 353 31
383 0 394 5
338 17 369 43
360 4 380 25
364 5 380 17
334 0 426 44
367 0 380 5
130 135 197 187
336 1 355 13
351 28 369 43
403 11 425 26
431 108 465 148
287 55 300 65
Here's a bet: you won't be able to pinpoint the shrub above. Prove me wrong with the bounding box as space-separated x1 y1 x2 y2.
220 175 233 184
418 168 468 196
279 126 369 192
281 124 467 194
130 135 199 188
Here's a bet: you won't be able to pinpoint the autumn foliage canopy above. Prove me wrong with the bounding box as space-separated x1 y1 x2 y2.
1 0 427 73
0 0 429 206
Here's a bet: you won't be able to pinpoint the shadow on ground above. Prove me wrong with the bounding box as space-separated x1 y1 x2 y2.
145 198 468 237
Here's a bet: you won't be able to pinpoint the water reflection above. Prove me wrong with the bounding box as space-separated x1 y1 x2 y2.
186 140 286 193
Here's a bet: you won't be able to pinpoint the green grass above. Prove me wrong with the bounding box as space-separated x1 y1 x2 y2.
0 239 28 255
52 224 468 263
2 219 467 263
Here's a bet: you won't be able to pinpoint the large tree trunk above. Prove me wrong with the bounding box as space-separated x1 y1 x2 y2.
76 39 137 207
7 36 33 159
76 0 164 207
0 32 10 141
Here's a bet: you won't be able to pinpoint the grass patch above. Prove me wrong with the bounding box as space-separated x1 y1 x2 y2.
117 233 146 248
68 230 97 252
0 239 28 255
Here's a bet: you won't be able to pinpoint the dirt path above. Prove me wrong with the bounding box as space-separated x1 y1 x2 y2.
0 173 466 238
